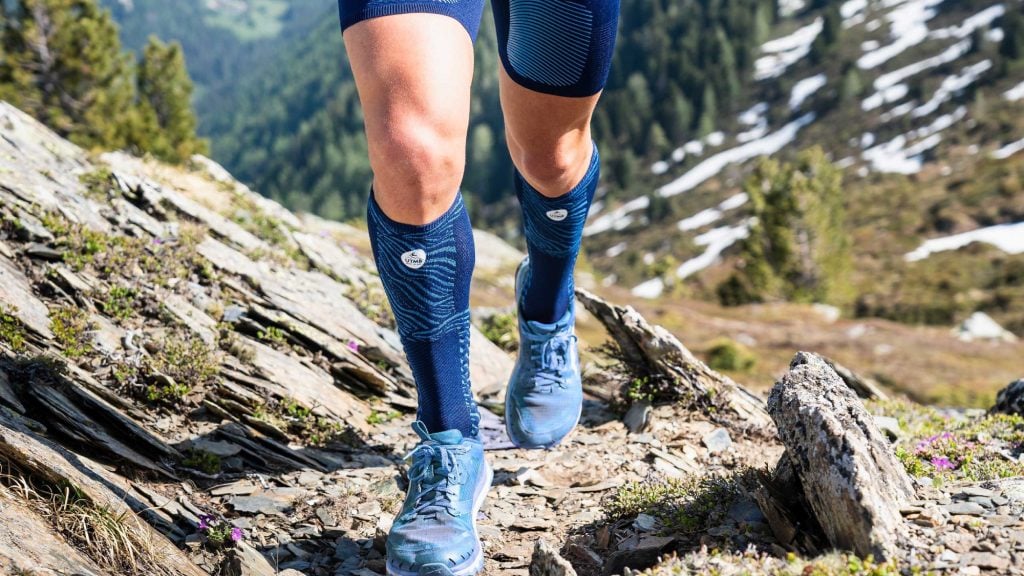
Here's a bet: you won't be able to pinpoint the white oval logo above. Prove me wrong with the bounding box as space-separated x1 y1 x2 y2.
401 249 427 269
546 209 568 221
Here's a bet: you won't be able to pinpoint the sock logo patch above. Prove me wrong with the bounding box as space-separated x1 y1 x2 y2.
545 209 569 222
401 249 427 269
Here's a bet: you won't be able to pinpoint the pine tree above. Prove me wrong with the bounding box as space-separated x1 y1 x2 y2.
0 0 135 148
839 64 864 103
134 36 207 162
697 84 718 136
718 148 852 305
1001 8 1024 61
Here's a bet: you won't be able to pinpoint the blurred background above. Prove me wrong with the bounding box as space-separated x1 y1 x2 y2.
1 0 1022 404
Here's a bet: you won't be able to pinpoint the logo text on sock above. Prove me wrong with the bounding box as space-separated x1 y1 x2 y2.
401 249 427 269
546 209 568 221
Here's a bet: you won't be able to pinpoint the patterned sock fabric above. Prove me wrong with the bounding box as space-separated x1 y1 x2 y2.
367 191 479 437
517 141 599 324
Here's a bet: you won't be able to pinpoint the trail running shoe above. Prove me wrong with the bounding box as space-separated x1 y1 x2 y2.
387 421 492 576
505 258 583 449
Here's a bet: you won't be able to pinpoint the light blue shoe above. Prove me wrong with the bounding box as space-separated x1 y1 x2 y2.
505 258 583 449
387 422 493 576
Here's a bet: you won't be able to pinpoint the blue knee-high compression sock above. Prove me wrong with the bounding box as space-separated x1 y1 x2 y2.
367 191 479 438
517 142 600 324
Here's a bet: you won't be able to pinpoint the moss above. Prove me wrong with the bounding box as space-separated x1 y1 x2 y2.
0 308 27 353
366 409 401 426
101 286 137 322
479 311 518 352
253 397 355 446
49 306 94 359
257 325 287 346
605 471 751 535
78 167 116 201
705 338 757 373
140 332 219 405
181 449 221 474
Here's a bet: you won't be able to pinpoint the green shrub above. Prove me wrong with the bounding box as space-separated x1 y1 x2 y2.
705 338 757 372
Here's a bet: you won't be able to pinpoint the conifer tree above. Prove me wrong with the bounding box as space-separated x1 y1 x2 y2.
134 36 207 162
1001 8 1024 61
0 0 135 148
718 148 852 305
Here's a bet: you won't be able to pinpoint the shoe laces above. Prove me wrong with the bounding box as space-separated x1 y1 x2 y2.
401 441 468 519
527 332 576 394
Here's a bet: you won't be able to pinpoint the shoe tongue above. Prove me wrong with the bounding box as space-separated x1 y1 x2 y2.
429 429 464 445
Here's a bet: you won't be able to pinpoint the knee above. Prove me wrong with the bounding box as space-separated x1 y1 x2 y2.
368 111 466 223
508 135 592 198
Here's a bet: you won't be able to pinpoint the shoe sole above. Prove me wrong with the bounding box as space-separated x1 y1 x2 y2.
505 396 583 450
385 462 494 576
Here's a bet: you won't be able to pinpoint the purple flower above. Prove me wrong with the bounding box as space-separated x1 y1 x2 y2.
347 340 360 352
931 456 955 471
198 514 215 531
230 527 245 542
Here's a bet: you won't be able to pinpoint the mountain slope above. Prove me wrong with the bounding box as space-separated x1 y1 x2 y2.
584 0 1024 337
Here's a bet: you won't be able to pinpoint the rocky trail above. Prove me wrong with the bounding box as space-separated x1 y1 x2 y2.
0 100 1023 576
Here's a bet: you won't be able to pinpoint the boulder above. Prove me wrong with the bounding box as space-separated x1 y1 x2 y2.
991 378 1024 415
766 352 914 560
531 538 578 576
956 312 1018 343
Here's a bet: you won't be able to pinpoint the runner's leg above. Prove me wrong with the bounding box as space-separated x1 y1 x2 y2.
342 7 483 437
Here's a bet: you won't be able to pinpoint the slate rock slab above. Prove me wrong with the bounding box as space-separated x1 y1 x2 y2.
767 352 914 560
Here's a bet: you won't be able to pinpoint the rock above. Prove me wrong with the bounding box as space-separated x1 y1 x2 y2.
822 356 888 401
623 400 652 433
943 502 986 516
0 497 108 575
873 416 901 440
992 379 1024 416
766 352 914 560
960 552 1011 571
576 288 773 430
601 535 675 576
0 252 53 339
230 493 294 516
634 513 658 532
531 539 578 576
702 427 732 454
0 409 206 575
224 542 277 576
957 312 1018 343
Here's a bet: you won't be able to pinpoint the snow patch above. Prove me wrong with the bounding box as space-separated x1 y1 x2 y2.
992 139 1024 160
657 114 816 198
755 18 823 80
651 160 670 175
905 221 1024 261
863 83 909 110
857 0 944 70
789 74 828 110
873 39 970 91
632 277 665 299
1005 81 1024 102
676 193 750 232
706 131 726 147
911 59 991 118
677 220 754 279
929 4 1004 40
605 242 628 258
583 196 649 237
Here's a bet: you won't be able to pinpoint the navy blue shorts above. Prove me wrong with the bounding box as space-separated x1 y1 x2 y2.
338 0 619 97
